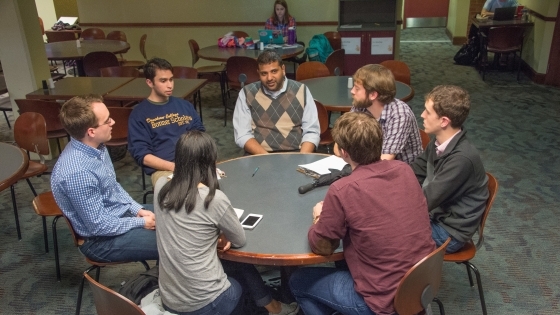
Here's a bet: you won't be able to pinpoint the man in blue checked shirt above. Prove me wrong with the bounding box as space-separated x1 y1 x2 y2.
51 94 158 263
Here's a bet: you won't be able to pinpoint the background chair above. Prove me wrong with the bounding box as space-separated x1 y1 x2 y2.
106 30 127 42
12 113 50 248
380 60 411 85
46 31 76 42
443 172 498 315
99 66 141 78
121 34 148 68
188 39 226 110
15 99 69 153
419 129 431 150
172 66 203 119
480 26 524 81
105 107 133 147
81 27 105 40
225 56 259 126
33 191 64 280
394 238 450 315
325 49 345 76
295 61 330 81
85 272 146 315
83 51 120 77
314 100 334 153
323 31 341 50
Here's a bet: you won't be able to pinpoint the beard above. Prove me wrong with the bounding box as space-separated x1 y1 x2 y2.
352 97 372 109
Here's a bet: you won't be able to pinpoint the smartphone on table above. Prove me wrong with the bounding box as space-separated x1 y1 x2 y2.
240 214 263 230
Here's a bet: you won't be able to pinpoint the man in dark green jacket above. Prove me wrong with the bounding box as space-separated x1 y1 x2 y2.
411 85 488 253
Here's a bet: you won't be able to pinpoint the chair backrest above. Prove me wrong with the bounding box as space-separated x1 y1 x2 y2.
83 51 120 77
172 66 198 79
477 173 498 247
419 129 430 150
39 17 45 35
487 26 524 51
100 66 141 77
81 28 106 40
106 107 133 142
226 56 259 89
139 34 148 60
325 49 345 76
106 30 127 42
188 39 200 66
46 31 76 43
231 31 249 38
394 238 450 315
15 99 65 133
14 112 49 156
296 61 330 81
323 31 341 50
380 60 411 85
85 272 146 315
314 100 329 134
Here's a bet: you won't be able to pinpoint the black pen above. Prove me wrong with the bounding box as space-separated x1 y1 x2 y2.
251 167 259 177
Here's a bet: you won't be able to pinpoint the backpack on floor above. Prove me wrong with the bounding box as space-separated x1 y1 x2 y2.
118 266 159 305
306 34 334 63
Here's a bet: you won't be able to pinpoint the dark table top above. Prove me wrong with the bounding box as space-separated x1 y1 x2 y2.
303 76 414 112
104 78 207 102
471 17 534 29
25 77 135 100
0 143 29 192
45 39 130 60
198 45 305 63
217 153 344 266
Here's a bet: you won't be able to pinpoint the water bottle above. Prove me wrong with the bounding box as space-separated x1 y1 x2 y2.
288 27 295 45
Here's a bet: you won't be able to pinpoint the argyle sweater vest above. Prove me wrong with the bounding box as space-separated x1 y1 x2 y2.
244 80 306 151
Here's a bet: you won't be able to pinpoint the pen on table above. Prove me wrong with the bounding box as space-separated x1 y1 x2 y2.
251 167 259 177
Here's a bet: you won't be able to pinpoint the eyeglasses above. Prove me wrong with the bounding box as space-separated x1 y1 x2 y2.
92 117 113 129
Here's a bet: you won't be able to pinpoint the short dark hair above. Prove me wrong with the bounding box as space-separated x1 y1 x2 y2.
144 58 173 82
257 50 284 67
158 131 219 213
60 94 104 140
332 112 382 165
425 85 470 128
353 64 396 104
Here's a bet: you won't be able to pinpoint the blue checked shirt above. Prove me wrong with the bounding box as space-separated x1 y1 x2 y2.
352 98 422 164
51 138 144 237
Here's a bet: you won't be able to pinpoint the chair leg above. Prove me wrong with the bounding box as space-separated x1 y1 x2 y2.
140 260 150 271
433 297 445 315
464 262 474 287
464 261 487 315
42 216 49 253
53 215 62 281
25 178 38 196
141 168 146 190
56 138 62 154
76 265 99 315
3 111 11 129
10 185 22 240
143 190 154 204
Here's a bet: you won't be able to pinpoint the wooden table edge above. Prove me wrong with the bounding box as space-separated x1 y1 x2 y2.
218 250 344 266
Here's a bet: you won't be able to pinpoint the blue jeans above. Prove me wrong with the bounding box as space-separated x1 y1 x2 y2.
289 267 377 315
79 205 158 262
164 277 242 315
431 222 465 253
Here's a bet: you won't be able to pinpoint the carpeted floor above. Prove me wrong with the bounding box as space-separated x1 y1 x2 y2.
1 27 560 314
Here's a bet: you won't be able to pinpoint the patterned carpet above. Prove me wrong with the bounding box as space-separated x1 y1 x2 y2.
1 27 559 314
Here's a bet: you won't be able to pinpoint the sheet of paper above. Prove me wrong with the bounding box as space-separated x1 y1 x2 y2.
370 37 393 55
342 37 361 55
298 155 348 176
233 208 244 219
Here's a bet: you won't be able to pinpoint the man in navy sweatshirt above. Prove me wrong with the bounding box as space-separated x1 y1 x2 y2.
128 58 205 186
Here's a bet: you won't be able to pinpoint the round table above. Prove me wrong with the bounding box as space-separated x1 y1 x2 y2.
0 142 29 240
217 153 343 266
198 45 305 63
303 76 415 112
45 39 130 76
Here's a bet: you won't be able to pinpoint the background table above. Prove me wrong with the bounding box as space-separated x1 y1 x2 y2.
198 45 305 63
104 78 207 102
45 39 130 76
471 17 534 30
217 153 343 266
25 77 135 100
0 143 29 240
303 76 415 112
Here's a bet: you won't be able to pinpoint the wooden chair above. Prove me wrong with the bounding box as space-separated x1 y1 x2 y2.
121 34 148 68
172 66 203 120
15 99 70 153
325 49 345 76
81 27 105 40
83 51 120 77
394 238 450 315
480 27 524 81
188 39 227 109
106 30 127 42
32 191 64 280
380 60 411 85
225 56 259 126
12 113 50 247
105 107 133 147
296 61 330 82
315 100 334 153
419 129 431 150
324 31 341 50
443 172 498 315
85 272 146 315
99 66 141 78
231 30 249 38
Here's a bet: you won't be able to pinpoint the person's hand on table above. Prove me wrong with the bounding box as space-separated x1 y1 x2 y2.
313 201 323 224
217 233 232 252
138 209 156 230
